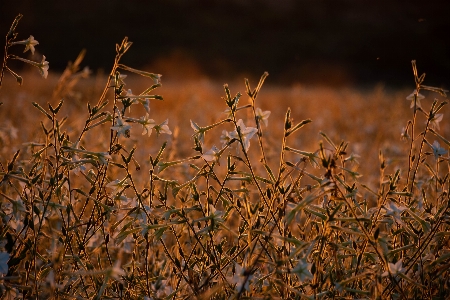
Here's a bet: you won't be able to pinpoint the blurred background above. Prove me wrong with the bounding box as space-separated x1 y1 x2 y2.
2 0 450 88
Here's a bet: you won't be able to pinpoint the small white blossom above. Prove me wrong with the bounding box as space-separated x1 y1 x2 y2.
255 107 271 126
429 113 443 131
235 119 257 152
400 127 410 141
230 263 252 292
12 55 49 78
382 259 405 277
108 260 126 280
430 140 447 160
111 111 131 138
406 90 425 109
37 55 49 78
191 120 205 143
11 35 39 54
139 113 156 136
139 98 151 113
384 201 406 222
220 130 236 146
292 258 313 282
202 145 220 163
154 119 172 135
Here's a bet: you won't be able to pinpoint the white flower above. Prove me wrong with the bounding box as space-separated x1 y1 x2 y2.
230 263 252 292
255 107 271 126
154 119 172 135
202 145 220 162
384 201 406 222
220 130 236 146
11 35 39 54
191 120 205 143
400 127 410 141
429 113 443 131
111 111 131 138
382 259 405 277
292 258 313 282
235 119 257 152
11 55 49 78
108 260 126 280
37 55 49 78
430 140 447 160
406 90 425 109
139 98 151 113
139 113 156 136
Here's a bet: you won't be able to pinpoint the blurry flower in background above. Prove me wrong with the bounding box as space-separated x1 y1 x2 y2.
406 90 424 109
255 107 271 126
429 113 443 130
382 259 405 277
429 140 447 160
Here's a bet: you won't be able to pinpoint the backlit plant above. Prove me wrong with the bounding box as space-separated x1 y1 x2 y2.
0 14 449 300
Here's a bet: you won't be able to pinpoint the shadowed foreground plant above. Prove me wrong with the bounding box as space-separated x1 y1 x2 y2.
0 15 449 300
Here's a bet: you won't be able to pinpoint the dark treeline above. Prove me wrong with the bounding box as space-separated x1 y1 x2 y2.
1 0 450 87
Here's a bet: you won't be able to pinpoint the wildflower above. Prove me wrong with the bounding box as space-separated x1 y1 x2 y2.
255 107 271 126
107 260 126 280
139 97 151 113
111 111 131 138
382 259 405 277
191 120 206 143
220 130 236 146
292 258 313 282
11 55 49 78
235 119 257 152
430 140 447 160
37 55 49 78
202 145 220 163
429 113 443 130
11 35 39 54
154 119 172 135
230 263 252 292
400 127 410 141
406 90 424 109
139 113 156 136
208 204 223 221
384 201 406 223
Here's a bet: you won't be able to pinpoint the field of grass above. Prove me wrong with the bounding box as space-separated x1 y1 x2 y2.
0 17 450 300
